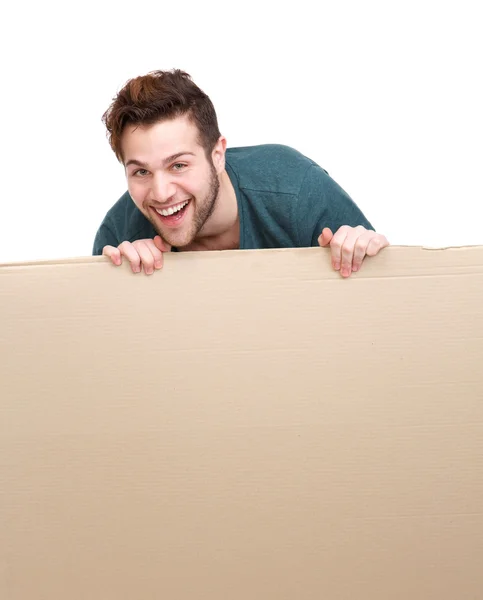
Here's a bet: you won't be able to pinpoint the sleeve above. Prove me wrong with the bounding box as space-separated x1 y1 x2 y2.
92 220 120 256
296 164 375 247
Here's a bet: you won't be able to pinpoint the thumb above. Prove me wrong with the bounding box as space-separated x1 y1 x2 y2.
318 227 333 247
154 235 171 253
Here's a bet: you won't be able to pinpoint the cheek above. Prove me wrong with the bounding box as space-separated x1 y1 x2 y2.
183 168 207 188
183 175 205 197
128 181 148 208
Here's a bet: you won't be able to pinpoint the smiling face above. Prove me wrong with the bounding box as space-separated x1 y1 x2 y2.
121 114 224 249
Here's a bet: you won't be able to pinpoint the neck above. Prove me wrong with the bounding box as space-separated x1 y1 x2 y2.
185 170 239 252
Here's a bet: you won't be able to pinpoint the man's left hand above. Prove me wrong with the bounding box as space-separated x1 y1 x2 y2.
318 225 389 277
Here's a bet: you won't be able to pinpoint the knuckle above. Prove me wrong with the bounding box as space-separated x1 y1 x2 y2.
148 242 161 255
331 238 342 249
342 243 353 258
367 241 382 256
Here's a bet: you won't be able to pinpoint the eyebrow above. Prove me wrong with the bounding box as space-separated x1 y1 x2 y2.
125 152 195 169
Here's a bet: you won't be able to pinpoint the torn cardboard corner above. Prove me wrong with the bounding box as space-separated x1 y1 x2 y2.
1 245 483 600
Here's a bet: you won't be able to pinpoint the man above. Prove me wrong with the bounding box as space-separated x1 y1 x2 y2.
94 69 389 277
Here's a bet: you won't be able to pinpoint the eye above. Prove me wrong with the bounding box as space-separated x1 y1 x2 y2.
172 163 186 172
134 169 149 177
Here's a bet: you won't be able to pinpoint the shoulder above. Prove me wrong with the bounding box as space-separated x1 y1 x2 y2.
101 190 138 223
226 143 314 164
225 144 327 195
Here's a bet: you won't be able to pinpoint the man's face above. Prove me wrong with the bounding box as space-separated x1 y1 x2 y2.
121 115 222 248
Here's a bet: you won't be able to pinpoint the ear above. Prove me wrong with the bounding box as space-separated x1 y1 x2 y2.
211 136 227 174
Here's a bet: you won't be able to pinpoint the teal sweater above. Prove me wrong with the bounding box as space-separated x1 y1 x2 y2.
92 144 373 254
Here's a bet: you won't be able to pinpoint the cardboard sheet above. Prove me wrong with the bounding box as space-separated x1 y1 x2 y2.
1 246 483 599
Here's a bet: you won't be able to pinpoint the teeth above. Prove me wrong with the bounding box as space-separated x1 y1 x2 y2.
155 200 188 217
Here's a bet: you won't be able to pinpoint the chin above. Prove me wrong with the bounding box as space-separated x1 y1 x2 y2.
162 229 195 250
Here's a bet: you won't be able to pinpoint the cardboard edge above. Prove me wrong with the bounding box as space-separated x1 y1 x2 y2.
0 244 482 270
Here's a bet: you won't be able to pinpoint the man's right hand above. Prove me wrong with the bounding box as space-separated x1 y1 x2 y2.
102 236 171 275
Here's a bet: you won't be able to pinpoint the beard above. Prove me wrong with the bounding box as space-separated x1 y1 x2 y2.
147 161 220 249
189 161 220 242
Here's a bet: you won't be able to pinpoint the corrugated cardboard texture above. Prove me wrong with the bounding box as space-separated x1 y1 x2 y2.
1 246 483 599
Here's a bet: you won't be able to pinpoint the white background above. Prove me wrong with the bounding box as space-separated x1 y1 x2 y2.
0 0 481 263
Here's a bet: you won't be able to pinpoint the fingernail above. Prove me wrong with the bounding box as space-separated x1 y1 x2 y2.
155 260 162 269
333 262 340 270
133 266 141 273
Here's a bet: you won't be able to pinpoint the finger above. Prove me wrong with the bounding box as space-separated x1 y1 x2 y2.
133 240 157 275
328 226 350 271
145 238 165 270
351 231 375 272
102 245 122 266
366 234 389 256
154 235 171 253
340 226 367 277
317 228 333 247
118 241 142 273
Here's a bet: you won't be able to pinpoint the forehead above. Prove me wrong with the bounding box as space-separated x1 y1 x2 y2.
121 115 201 162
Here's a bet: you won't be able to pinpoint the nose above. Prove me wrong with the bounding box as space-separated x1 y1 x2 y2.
150 171 176 203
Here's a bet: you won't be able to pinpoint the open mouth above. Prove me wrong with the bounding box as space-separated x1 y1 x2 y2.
153 199 190 226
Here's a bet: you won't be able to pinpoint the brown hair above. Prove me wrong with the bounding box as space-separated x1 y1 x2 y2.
102 69 221 162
